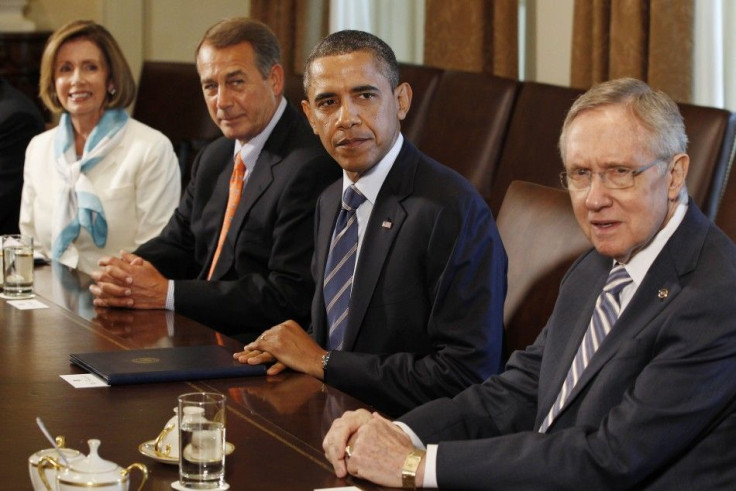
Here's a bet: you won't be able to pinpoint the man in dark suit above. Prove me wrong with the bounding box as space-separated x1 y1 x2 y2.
234 30 506 417
322 78 736 489
90 18 339 340
0 77 45 234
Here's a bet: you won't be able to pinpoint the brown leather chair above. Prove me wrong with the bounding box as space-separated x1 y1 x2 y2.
489 81 584 215
715 160 736 242
398 63 444 143
133 62 221 189
414 70 520 201
496 180 591 358
283 71 306 109
677 103 736 218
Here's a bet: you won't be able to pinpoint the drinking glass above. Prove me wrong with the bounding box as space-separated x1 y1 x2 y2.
177 392 227 489
3 234 34 297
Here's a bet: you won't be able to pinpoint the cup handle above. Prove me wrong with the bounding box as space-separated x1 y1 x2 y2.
122 463 149 491
37 455 62 491
153 422 175 457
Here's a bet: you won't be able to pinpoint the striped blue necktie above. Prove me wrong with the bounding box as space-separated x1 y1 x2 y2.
324 185 367 350
539 263 632 433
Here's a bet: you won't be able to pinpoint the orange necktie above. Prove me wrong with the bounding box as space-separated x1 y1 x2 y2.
208 152 246 280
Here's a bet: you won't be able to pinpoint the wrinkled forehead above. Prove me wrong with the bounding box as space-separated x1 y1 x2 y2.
564 105 655 164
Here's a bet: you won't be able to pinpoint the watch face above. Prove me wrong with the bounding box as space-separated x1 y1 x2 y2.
402 449 425 488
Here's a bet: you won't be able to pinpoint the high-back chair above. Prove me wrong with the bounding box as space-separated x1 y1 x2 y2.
715 159 736 242
489 82 584 216
397 63 444 143
496 180 591 359
677 103 736 218
414 70 520 202
133 61 221 189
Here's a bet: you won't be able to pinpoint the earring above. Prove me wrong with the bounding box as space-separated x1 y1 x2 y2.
108 87 116 96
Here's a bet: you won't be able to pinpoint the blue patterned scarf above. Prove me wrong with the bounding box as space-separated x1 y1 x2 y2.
51 109 129 260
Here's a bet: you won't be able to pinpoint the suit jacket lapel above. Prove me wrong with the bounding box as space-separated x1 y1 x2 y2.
537 255 609 419
199 144 236 279
209 106 296 280
552 203 706 418
209 153 276 280
341 141 416 351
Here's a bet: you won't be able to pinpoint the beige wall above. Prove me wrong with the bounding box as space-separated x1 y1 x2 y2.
23 0 574 87
23 0 250 83
527 0 574 86
26 0 103 30
144 0 250 63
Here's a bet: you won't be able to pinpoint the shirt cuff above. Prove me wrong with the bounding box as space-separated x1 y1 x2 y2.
165 280 175 311
392 422 438 488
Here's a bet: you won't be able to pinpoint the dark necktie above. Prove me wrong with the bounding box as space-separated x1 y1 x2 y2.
324 185 367 350
539 263 633 432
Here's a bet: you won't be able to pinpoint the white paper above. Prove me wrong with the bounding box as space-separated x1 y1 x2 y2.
60 373 109 388
5 298 47 309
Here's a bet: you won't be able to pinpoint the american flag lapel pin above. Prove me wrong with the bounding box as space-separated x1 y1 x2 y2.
382 219 393 229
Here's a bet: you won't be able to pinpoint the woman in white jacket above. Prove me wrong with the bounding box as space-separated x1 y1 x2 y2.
20 20 180 274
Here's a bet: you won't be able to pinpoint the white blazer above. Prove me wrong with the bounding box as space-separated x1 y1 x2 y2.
20 118 181 274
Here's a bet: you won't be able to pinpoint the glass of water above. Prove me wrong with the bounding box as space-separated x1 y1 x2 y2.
177 392 227 489
2 235 34 298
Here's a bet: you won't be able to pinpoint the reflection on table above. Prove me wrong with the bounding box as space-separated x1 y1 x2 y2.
3 262 387 490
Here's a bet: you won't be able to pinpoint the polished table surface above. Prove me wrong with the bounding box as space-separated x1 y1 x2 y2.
2 263 387 490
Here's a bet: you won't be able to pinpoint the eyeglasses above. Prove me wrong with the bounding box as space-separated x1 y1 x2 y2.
560 158 663 191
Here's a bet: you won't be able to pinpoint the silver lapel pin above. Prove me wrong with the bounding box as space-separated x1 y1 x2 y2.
381 220 392 229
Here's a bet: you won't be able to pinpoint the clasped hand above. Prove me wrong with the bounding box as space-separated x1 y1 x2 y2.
323 409 417 487
233 320 327 378
89 251 168 309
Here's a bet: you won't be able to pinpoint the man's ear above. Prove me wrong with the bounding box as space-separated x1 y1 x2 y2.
269 63 284 97
301 99 318 135
395 82 412 121
668 153 689 201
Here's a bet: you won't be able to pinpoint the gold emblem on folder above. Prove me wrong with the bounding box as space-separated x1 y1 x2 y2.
132 357 160 364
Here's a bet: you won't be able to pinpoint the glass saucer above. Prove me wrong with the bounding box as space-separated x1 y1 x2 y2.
138 440 234 465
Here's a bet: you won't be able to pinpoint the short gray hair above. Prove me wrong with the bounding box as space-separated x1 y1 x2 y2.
559 78 688 164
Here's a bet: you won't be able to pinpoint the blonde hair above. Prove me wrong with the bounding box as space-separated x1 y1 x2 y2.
39 20 136 113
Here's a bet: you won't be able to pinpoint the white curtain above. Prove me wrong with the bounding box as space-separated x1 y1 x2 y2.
329 0 425 64
693 0 736 111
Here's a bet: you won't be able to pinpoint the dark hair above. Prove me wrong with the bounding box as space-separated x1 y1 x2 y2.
39 20 136 113
303 30 399 96
196 17 281 79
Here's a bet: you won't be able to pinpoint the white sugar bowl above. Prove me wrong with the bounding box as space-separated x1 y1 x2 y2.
39 439 148 491
28 437 83 491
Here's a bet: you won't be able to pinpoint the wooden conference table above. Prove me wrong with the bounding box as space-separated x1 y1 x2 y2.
2 263 387 490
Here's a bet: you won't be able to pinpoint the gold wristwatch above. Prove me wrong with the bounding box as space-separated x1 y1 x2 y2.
401 448 426 489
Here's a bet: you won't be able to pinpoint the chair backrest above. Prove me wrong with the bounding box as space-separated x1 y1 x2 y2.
398 63 444 143
715 158 736 242
489 81 584 215
414 70 520 201
497 180 591 357
283 71 306 109
133 61 221 189
677 103 736 218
